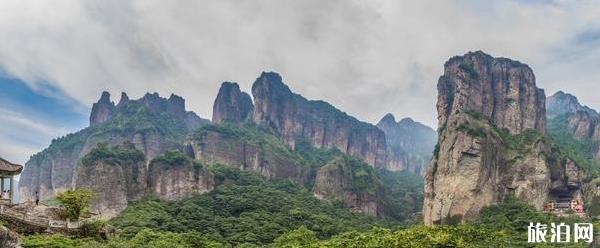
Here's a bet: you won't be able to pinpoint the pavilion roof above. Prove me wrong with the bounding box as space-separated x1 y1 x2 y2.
0 157 23 176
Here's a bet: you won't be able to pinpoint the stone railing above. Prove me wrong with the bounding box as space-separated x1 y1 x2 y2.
0 205 82 230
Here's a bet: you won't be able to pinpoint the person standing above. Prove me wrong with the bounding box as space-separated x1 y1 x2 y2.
35 191 39 206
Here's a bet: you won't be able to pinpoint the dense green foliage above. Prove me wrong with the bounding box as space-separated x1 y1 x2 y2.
97 102 191 142
264 196 587 247
29 101 197 169
23 166 586 248
81 142 145 166
547 115 599 176
109 165 394 246
376 169 424 223
324 156 380 194
56 188 94 221
193 122 304 163
294 137 343 169
151 150 203 169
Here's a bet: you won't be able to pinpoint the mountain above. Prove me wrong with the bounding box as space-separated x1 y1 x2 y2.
19 92 210 203
546 91 600 216
19 72 430 220
547 91 600 155
423 51 573 225
376 114 437 174
251 72 387 168
212 82 253 124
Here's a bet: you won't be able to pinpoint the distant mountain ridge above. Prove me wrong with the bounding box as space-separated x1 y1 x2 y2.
376 114 437 174
19 71 432 219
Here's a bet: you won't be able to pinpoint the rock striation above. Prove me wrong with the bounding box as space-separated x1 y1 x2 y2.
212 82 254 124
376 114 437 174
74 142 147 218
148 151 214 201
424 51 561 225
185 124 310 186
251 72 387 167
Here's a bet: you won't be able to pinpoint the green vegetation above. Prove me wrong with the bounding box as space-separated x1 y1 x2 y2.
81 142 145 166
193 122 305 165
151 150 202 168
456 110 489 139
96 102 190 143
457 123 487 138
20 164 586 247
294 137 343 169
29 101 195 170
325 156 380 194
547 115 599 176
56 188 94 221
109 164 394 246
376 169 424 223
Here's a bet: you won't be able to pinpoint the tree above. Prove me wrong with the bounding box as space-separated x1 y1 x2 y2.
273 226 318 248
56 188 93 221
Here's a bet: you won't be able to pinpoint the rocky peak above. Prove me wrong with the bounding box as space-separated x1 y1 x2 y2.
377 113 397 128
251 72 386 167
167 94 186 119
90 91 116 126
398 117 415 125
547 91 600 144
547 91 597 118
424 51 557 225
212 82 254 124
377 114 437 174
117 92 130 108
438 50 546 135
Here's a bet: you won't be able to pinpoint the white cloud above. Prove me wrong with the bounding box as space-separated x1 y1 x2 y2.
0 0 599 128
0 108 72 164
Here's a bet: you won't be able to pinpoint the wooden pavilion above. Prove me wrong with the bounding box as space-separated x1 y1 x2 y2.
0 157 23 206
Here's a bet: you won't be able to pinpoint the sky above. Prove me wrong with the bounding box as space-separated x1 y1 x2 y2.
2 0 600 165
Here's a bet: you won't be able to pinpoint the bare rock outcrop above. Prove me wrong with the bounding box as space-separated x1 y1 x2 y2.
252 72 386 167
424 51 559 225
313 156 380 216
212 82 254 124
149 151 214 201
74 142 147 218
185 124 310 185
90 91 116 126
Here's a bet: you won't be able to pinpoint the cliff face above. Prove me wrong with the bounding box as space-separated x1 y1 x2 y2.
148 151 214 201
313 156 380 216
212 82 254 124
185 124 310 185
251 72 386 168
90 91 116 126
424 51 559 225
376 114 437 174
74 143 147 218
19 92 209 203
